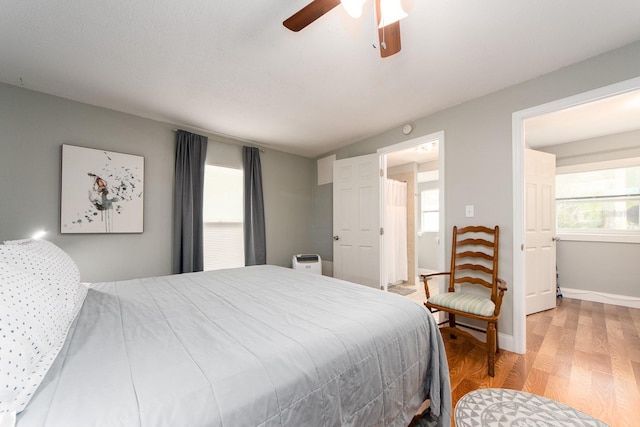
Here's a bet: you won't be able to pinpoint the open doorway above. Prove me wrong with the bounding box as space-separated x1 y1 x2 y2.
378 131 445 300
512 76 640 354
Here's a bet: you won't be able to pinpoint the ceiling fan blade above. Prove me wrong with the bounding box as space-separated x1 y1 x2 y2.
375 0 402 57
283 0 342 32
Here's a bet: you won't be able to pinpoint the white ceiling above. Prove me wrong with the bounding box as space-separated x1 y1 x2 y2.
525 89 640 148
2 0 640 158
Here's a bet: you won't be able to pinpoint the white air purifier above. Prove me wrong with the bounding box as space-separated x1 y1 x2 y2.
292 254 322 274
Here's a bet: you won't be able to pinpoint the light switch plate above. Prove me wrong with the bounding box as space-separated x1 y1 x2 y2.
465 205 474 217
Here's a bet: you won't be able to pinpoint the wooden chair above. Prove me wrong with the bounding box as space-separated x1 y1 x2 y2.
421 225 507 377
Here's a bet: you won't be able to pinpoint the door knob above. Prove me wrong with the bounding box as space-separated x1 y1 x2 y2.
552 236 560 242
333 235 340 241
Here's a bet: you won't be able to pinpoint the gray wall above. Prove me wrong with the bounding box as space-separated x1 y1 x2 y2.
539 129 640 297
311 182 333 263
556 241 640 297
0 83 314 282
261 149 315 268
310 40 640 337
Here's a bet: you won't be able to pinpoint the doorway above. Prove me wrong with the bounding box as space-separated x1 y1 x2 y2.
512 76 640 354
378 131 446 295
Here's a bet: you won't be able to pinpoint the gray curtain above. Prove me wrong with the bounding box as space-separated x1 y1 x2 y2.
173 130 208 274
243 146 266 265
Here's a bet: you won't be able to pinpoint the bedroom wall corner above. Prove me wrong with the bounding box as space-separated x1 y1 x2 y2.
0 83 315 281
310 171 334 264
0 83 175 282
259 148 315 268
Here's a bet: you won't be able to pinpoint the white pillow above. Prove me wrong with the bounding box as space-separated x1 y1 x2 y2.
0 239 82 310
0 240 87 421
0 263 72 418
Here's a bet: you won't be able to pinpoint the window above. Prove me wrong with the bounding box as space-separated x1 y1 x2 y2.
556 163 640 240
420 189 439 232
203 165 244 270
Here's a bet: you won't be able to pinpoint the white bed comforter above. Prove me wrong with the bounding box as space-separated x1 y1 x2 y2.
17 266 451 427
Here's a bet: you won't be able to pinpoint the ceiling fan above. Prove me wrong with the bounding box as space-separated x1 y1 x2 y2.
283 0 408 58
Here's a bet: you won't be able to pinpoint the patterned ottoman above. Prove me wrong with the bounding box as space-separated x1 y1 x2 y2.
455 388 609 427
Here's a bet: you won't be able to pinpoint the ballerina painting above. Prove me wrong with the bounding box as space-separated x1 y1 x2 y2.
61 144 144 233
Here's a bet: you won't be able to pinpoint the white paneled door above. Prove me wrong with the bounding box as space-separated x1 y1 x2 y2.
333 153 382 289
525 149 557 315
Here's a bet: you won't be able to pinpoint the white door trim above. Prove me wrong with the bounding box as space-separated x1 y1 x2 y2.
511 76 640 354
378 130 446 288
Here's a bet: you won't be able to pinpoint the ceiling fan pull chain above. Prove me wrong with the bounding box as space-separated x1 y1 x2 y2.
381 25 387 50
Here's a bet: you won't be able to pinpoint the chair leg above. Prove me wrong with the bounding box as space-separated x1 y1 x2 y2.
487 322 496 377
449 313 457 339
495 323 500 353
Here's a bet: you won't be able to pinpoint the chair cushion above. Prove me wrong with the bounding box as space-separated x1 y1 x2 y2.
428 292 496 317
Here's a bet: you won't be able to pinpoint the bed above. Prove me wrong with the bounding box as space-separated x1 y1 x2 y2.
0 239 451 427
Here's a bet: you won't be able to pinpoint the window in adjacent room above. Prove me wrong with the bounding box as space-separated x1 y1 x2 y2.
203 165 244 270
420 189 439 232
556 160 640 242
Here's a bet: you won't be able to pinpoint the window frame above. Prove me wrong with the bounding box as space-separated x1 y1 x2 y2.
556 158 640 244
420 188 439 233
202 164 245 270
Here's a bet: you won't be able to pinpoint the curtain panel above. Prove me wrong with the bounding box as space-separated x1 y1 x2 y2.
173 130 208 274
243 146 266 265
384 178 408 285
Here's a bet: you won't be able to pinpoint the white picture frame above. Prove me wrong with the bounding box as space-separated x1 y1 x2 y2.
61 144 144 234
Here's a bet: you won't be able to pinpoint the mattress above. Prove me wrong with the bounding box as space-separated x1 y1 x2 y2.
16 265 451 426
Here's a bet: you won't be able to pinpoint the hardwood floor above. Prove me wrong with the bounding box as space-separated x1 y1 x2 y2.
446 298 640 426
403 287 640 427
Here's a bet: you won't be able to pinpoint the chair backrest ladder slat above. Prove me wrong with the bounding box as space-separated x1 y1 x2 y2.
449 225 500 300
453 276 493 287
457 238 494 247
455 251 494 261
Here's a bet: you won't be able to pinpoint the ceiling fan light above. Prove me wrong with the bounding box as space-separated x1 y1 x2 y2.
341 0 366 18
378 0 408 28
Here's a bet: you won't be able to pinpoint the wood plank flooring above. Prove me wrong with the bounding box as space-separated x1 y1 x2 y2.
404 290 640 427
446 298 640 426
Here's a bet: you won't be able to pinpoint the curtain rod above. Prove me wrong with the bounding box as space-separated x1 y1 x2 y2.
172 128 265 152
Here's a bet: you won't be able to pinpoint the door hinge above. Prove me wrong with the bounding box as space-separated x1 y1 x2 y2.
380 228 384 235
379 169 384 177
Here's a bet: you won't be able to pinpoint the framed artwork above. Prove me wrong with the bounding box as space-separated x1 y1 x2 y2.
61 144 144 234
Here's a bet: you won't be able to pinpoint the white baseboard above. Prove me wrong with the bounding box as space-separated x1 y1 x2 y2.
499 333 515 353
560 287 640 309
447 321 517 354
